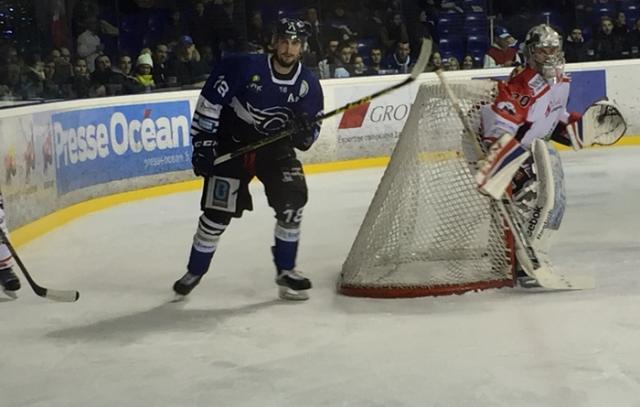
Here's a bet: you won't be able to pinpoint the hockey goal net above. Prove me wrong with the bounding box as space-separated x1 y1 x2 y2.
338 80 515 298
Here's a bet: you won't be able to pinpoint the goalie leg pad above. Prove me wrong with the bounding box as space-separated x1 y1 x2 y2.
522 140 566 253
476 134 531 199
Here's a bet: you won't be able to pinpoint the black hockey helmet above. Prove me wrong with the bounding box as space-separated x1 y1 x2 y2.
275 18 310 41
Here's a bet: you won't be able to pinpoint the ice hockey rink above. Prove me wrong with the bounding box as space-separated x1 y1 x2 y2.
1 146 640 407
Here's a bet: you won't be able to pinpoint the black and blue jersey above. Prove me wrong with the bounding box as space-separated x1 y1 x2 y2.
191 53 323 148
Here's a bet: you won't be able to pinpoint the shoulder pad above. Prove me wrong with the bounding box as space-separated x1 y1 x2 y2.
509 67 549 98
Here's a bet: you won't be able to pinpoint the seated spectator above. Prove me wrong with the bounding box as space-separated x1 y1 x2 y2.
461 54 475 70
0 62 21 98
21 54 45 99
304 7 324 61
425 51 442 72
115 55 133 76
318 38 340 79
361 8 386 39
333 42 354 78
346 36 361 57
383 40 412 74
162 9 188 48
365 47 384 75
166 35 207 86
189 2 213 50
565 27 589 63
380 13 409 54
54 47 74 84
326 2 359 41
247 9 271 54
70 57 92 98
207 0 247 55
42 57 65 99
91 54 139 95
445 56 460 71
133 53 155 92
627 19 640 57
59 47 72 63
484 26 521 68
49 48 62 64
613 12 629 38
0 45 19 68
198 45 216 72
152 43 170 88
593 16 628 60
352 55 367 76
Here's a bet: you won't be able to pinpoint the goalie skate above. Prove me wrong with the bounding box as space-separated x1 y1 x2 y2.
276 269 311 301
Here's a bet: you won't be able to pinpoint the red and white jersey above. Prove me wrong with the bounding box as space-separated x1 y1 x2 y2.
481 66 571 148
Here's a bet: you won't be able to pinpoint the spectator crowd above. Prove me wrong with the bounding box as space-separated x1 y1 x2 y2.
1 0 639 102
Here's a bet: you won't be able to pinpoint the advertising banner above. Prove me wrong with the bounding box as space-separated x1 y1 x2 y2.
333 69 607 162
52 101 192 195
332 80 420 160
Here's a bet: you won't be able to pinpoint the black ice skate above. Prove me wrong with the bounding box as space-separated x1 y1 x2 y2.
0 267 20 299
276 269 312 301
173 272 203 297
514 266 541 288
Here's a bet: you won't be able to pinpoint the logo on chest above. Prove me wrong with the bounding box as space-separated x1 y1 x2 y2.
248 74 262 93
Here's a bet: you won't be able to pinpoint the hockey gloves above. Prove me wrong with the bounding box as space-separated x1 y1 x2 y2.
191 134 218 177
287 113 316 151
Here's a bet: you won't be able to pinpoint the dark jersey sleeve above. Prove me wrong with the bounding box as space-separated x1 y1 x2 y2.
191 57 246 142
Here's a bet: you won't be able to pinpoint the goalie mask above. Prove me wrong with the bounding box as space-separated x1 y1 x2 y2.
523 24 565 84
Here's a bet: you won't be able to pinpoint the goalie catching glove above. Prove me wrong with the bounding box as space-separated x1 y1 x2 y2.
551 100 627 150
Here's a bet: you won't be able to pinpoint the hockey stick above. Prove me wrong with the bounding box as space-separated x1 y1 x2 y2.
0 228 80 302
434 70 593 290
213 39 433 166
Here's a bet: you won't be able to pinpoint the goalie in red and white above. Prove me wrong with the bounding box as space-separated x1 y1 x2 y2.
477 24 626 281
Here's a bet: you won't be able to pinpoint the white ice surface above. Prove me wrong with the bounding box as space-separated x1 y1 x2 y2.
2 147 640 407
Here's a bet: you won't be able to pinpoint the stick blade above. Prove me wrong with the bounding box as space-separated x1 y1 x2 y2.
44 288 80 302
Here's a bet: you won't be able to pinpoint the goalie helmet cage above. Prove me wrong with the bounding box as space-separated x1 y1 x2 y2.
338 80 515 298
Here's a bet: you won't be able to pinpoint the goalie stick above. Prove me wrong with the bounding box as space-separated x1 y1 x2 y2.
0 228 80 302
212 39 433 166
434 70 594 290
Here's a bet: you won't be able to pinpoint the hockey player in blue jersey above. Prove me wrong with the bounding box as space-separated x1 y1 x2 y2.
173 18 323 301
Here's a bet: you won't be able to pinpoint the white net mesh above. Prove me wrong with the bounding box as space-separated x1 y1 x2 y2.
339 80 514 297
